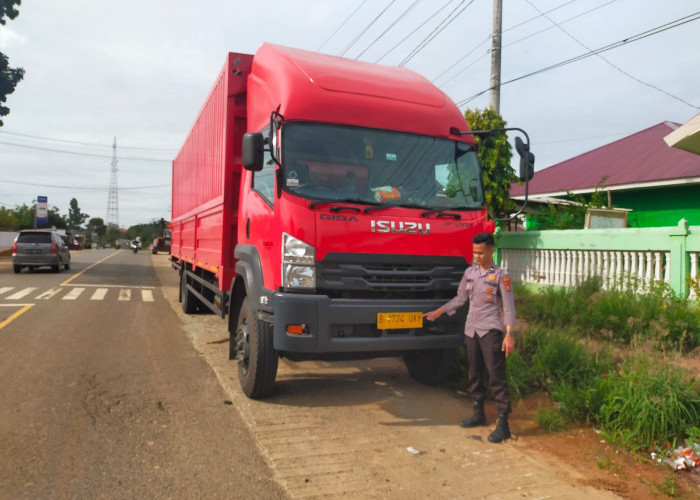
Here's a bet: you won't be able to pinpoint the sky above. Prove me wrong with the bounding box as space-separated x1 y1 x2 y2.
0 0 698 228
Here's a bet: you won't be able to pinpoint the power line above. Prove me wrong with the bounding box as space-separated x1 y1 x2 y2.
456 12 700 107
354 0 423 60
523 0 699 110
0 140 172 162
374 0 456 63
338 0 398 57
398 0 477 67
435 0 618 87
0 178 170 190
0 130 176 152
431 0 583 83
317 0 368 52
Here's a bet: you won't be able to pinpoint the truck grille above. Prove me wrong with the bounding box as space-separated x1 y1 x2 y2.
316 253 467 299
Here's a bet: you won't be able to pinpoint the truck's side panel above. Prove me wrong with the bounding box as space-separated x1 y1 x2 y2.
171 53 253 290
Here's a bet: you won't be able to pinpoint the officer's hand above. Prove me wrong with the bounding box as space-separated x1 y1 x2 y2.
502 334 515 358
423 308 444 322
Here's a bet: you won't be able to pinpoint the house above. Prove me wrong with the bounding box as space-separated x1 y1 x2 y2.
509 122 700 228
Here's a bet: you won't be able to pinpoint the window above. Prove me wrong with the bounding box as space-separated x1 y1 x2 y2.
281 122 484 209
253 149 276 207
18 232 52 244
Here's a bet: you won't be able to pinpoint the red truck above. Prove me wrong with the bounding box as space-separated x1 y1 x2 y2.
171 44 532 398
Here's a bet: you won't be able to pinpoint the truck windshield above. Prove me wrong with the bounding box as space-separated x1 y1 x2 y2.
281 123 484 210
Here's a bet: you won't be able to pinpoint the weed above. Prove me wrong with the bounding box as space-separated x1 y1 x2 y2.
535 408 566 433
598 358 700 451
594 454 622 474
654 476 680 498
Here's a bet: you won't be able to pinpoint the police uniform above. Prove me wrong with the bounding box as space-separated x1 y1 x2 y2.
441 263 516 415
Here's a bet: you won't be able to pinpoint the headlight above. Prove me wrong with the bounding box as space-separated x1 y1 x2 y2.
282 233 315 288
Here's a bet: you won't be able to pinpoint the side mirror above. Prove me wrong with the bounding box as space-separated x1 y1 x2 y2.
242 133 265 171
515 136 535 182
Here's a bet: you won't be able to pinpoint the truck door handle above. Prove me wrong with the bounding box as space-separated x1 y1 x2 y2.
246 218 250 239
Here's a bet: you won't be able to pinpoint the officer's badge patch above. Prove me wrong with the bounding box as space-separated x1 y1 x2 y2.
503 277 512 292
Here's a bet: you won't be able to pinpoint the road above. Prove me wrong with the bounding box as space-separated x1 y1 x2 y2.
0 250 629 500
0 249 285 499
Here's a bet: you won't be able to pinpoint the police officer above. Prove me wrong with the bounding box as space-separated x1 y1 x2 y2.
424 232 516 443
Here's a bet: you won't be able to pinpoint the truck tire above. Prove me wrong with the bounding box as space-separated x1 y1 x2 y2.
180 270 200 314
13 265 21 274
404 348 458 386
235 297 278 398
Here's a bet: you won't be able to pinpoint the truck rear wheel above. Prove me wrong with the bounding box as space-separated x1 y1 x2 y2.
180 270 200 314
235 297 278 398
404 348 457 386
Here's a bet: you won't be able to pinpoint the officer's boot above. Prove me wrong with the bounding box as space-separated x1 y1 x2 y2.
459 401 488 428
488 413 511 443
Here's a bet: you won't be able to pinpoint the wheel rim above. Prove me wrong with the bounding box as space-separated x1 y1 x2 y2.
236 321 251 374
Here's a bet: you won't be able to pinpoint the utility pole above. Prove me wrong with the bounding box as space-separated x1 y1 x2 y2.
489 0 503 113
106 137 119 229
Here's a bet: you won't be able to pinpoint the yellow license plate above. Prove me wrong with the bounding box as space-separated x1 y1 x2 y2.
377 312 423 330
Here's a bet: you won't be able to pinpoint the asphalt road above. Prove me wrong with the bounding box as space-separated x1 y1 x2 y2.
0 250 285 500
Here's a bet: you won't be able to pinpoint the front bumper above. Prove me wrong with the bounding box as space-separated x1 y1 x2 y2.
272 292 465 353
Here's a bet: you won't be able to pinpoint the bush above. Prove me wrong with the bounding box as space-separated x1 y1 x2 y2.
535 408 566 433
598 358 700 450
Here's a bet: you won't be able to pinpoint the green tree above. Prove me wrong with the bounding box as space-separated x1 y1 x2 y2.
67 198 89 230
464 108 519 218
47 206 67 229
0 0 25 127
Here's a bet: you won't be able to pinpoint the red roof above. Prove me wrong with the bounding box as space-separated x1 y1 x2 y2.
510 122 700 198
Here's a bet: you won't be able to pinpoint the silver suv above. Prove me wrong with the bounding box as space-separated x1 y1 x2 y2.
12 230 71 273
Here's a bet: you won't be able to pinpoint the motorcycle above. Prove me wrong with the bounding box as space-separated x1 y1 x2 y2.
130 241 140 253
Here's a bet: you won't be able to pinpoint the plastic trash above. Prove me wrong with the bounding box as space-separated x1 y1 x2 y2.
406 446 420 455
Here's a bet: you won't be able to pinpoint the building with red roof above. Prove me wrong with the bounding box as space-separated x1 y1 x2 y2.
510 122 700 227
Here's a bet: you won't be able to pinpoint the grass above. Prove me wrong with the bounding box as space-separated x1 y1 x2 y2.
516 278 700 352
535 408 566 433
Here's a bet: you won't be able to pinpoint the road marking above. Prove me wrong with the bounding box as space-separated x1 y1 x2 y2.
62 283 155 289
118 289 131 301
90 288 108 301
0 287 14 296
0 304 34 330
141 289 154 302
36 288 63 300
62 288 85 300
6 288 37 300
61 250 122 286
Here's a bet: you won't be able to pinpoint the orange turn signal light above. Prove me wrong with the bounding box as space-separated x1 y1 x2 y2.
286 324 308 335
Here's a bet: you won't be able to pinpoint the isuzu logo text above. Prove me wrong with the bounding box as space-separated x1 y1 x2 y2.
371 220 431 234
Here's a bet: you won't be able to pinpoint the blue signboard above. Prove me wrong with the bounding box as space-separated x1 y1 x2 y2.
36 196 48 226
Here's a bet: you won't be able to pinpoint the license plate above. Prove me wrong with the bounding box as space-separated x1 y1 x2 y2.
377 312 423 330
27 249 41 254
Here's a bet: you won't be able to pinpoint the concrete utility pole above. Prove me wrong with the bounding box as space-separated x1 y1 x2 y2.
489 0 503 113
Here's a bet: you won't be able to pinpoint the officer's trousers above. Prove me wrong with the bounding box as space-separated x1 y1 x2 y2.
465 329 511 415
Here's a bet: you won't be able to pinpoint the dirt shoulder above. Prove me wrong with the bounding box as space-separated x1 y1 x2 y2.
153 254 686 499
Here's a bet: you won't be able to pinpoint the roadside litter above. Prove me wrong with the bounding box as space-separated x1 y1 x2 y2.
651 445 700 472
406 446 421 455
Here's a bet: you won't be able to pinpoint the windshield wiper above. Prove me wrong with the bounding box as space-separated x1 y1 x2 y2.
310 198 380 209
420 208 463 220
363 203 429 214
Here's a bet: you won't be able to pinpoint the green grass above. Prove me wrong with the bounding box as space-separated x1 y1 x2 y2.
535 408 566 433
515 278 700 352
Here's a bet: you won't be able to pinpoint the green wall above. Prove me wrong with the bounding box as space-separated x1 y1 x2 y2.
612 185 700 228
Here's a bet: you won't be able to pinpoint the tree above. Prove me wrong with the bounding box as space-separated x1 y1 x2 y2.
464 108 519 218
0 0 25 127
527 177 609 230
67 198 89 230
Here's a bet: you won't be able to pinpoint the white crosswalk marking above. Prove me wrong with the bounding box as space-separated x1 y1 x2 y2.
62 288 85 300
90 288 108 301
35 288 62 300
0 287 14 296
6 287 37 300
118 289 131 301
141 290 154 302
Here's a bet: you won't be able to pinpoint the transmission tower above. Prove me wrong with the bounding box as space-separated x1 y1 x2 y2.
106 136 119 228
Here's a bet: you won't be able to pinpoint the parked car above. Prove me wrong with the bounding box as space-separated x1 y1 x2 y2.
12 230 71 273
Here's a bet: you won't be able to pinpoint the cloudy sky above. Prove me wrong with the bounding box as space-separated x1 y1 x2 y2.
1 0 698 228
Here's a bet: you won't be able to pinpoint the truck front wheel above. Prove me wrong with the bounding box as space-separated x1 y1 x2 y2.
235 297 278 398
404 348 457 386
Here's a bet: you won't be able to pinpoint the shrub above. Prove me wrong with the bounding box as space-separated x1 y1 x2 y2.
535 408 566 433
